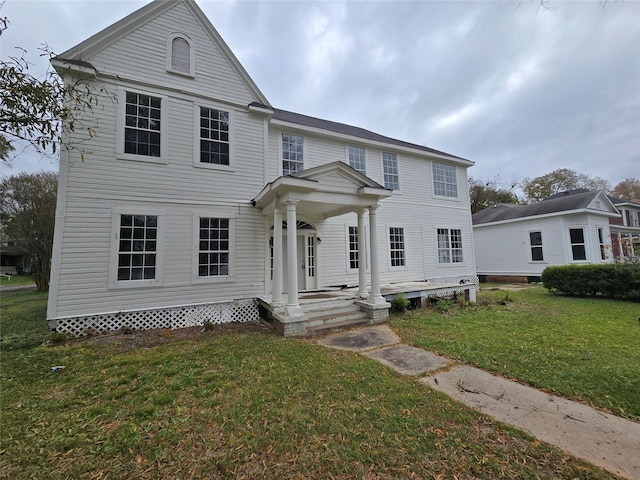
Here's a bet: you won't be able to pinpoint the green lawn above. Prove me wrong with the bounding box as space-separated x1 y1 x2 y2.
0 274 36 287
392 285 640 420
0 290 620 479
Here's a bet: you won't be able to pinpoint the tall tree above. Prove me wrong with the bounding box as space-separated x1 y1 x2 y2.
468 177 520 214
1 172 57 290
521 168 611 202
0 11 97 162
611 178 640 201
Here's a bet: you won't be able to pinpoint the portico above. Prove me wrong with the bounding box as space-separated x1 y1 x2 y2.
252 162 392 334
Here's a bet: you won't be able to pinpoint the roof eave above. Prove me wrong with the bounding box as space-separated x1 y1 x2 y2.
269 118 474 166
473 208 620 227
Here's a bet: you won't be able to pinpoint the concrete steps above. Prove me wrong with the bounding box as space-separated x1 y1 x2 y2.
303 299 370 335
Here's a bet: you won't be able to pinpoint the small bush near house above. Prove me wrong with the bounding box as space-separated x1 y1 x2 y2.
390 292 409 312
541 264 640 301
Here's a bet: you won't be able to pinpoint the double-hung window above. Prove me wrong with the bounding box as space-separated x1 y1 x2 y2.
529 231 544 261
124 92 162 157
382 152 399 190
198 218 230 277
433 163 457 197
597 227 606 260
199 107 230 165
569 228 587 261
437 228 463 263
117 214 158 281
389 227 405 267
282 133 304 175
348 146 366 175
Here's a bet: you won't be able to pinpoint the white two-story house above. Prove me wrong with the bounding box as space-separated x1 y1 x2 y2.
48 0 477 336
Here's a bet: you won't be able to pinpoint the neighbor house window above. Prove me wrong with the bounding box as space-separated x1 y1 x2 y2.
597 227 606 260
382 152 399 190
437 228 463 263
389 227 405 267
433 163 457 197
200 107 230 165
348 146 366 174
166 33 194 76
349 226 359 269
282 133 304 175
117 215 158 281
569 228 587 261
198 218 230 277
124 92 162 157
529 231 544 261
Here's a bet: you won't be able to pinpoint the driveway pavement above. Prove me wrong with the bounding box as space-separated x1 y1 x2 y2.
317 324 640 480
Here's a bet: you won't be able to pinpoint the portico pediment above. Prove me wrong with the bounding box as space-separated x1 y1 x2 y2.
252 162 392 221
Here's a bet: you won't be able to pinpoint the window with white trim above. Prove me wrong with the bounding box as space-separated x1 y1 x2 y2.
166 33 194 76
199 107 230 165
282 133 304 175
349 226 359 269
597 227 606 260
569 228 587 261
198 218 230 277
348 146 366 174
529 231 544 261
124 92 162 157
389 227 405 267
117 215 158 281
433 163 457 197
382 152 399 190
437 228 463 263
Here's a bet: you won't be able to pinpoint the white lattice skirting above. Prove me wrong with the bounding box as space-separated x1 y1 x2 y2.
52 299 259 336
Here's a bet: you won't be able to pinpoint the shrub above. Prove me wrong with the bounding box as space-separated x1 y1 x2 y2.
435 298 454 313
541 264 640 301
390 293 409 313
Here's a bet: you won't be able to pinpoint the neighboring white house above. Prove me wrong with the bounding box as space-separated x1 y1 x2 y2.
608 196 640 262
472 190 619 282
47 0 477 336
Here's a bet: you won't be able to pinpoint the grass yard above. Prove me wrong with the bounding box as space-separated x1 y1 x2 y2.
392 285 640 421
0 289 620 479
0 274 35 287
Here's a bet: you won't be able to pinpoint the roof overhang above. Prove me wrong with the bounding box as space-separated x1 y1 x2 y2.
473 208 621 228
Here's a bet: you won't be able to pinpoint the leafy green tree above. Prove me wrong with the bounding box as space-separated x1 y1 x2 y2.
1 172 57 290
468 176 520 214
521 168 611 203
611 178 640 201
0 11 97 162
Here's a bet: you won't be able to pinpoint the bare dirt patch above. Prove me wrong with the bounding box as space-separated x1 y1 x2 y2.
68 321 274 352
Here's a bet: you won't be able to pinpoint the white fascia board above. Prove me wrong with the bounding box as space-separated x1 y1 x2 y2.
269 118 474 167
51 59 97 79
248 104 274 115
473 208 620 228
359 186 393 198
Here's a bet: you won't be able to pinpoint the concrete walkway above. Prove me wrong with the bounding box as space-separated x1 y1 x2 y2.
316 324 640 480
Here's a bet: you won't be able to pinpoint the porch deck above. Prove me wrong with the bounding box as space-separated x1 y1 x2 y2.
257 279 478 336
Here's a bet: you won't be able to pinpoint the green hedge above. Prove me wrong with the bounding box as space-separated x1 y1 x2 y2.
541 264 640 301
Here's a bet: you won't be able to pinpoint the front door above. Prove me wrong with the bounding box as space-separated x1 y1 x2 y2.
281 232 317 293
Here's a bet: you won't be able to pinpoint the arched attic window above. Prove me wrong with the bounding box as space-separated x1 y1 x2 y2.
166 33 195 77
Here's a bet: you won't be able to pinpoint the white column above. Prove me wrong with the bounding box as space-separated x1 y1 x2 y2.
357 208 368 298
367 204 385 304
272 205 283 308
285 200 301 314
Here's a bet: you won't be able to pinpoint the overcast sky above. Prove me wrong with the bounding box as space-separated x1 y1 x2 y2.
2 0 639 189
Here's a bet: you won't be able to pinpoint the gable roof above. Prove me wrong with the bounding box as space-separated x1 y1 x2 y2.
53 0 270 106
546 189 640 209
254 105 471 165
472 190 618 225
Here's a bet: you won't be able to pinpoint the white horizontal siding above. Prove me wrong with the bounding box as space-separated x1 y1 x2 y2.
89 2 256 106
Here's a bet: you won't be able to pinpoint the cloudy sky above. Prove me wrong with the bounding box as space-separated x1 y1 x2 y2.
2 0 639 189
